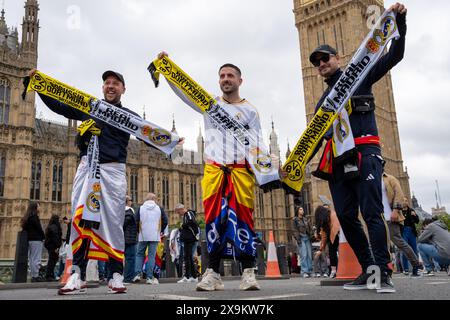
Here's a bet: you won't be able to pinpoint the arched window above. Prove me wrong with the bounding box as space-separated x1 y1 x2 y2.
130 170 139 204
0 79 11 125
162 175 170 209
149 172 155 194
190 179 197 211
30 160 42 200
52 160 63 202
0 150 5 197
179 178 185 204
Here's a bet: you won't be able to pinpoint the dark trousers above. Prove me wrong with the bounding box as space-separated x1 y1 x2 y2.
73 238 123 281
209 251 255 274
45 249 59 279
329 153 391 274
328 235 339 268
184 241 196 279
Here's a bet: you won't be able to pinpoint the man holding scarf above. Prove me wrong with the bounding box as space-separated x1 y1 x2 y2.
157 53 277 291
28 69 176 295
306 3 407 293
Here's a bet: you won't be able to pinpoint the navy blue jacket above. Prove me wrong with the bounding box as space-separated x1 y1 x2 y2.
313 13 407 156
39 94 139 164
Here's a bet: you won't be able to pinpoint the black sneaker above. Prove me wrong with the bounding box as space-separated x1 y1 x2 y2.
377 275 396 294
343 273 372 290
411 266 422 278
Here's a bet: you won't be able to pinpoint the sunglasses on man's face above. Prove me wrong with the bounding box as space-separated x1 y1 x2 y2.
312 54 333 67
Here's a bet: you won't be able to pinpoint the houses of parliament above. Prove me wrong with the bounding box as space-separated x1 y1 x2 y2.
0 0 410 260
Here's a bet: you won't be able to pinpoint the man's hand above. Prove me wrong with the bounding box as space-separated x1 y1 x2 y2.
391 209 401 222
279 168 288 179
411 210 417 217
158 51 169 60
314 250 322 258
28 69 37 78
177 137 185 147
389 2 407 15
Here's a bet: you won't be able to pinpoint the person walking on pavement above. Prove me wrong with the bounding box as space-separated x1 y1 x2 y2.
175 204 200 283
21 202 45 282
134 193 168 285
123 196 138 283
382 172 421 277
292 206 313 278
44 214 63 281
401 197 420 274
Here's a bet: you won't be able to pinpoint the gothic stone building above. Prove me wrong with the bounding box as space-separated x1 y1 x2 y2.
0 1 296 260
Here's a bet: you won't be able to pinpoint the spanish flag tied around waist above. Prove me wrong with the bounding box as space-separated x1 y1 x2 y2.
282 10 399 194
202 162 258 258
147 57 281 192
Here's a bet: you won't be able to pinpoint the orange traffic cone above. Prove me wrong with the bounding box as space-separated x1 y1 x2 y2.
60 243 73 285
336 228 362 279
265 231 282 279
60 257 73 285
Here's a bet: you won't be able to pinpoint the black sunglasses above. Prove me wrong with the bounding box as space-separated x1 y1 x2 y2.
312 54 333 67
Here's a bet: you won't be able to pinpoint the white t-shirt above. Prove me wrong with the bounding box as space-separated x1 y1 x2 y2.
203 97 262 165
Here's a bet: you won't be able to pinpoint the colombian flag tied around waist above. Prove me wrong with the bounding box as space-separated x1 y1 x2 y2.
203 163 257 258
282 10 400 193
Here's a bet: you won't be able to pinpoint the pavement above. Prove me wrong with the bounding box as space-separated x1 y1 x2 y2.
0 272 449 300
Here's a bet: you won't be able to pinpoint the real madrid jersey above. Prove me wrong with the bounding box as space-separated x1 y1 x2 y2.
203 97 263 165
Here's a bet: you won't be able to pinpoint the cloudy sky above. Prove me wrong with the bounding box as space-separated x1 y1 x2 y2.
4 0 449 213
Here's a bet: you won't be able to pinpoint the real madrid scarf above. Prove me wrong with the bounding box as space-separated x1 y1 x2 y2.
24 71 180 155
148 57 281 191
24 71 180 228
282 10 400 193
77 135 102 229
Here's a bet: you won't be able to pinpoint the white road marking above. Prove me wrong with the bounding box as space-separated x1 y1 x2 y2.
241 293 309 300
149 294 208 300
426 281 450 285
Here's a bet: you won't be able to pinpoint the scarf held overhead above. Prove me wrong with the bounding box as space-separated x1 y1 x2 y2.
148 57 280 192
25 71 180 156
282 10 399 193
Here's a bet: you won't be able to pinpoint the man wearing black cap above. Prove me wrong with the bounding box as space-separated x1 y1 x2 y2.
307 3 407 293
29 68 140 295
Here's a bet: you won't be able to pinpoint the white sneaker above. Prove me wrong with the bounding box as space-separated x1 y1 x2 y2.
315 273 321 278
196 269 225 291
132 275 141 283
177 277 189 283
323 273 329 278
239 268 261 291
188 277 198 283
58 273 87 295
302 273 310 278
147 277 159 285
108 273 127 294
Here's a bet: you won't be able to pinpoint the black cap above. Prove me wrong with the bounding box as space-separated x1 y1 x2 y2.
309 45 338 64
102 70 125 86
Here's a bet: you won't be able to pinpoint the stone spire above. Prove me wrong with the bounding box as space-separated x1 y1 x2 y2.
171 114 178 134
0 9 8 34
21 0 39 57
197 124 204 155
269 119 280 160
286 139 291 160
